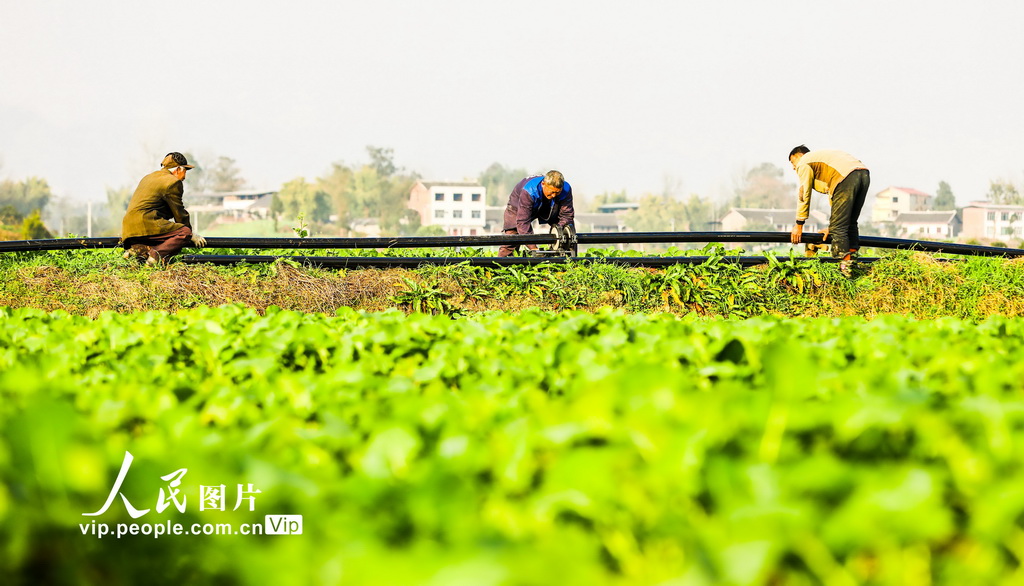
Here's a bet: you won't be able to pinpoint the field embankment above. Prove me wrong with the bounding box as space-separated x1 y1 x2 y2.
2 250 1024 318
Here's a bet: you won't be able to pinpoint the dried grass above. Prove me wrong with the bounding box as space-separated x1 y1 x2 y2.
5 255 1024 318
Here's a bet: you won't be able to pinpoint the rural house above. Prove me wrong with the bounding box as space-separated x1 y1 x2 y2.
719 208 828 232
408 181 487 236
892 210 961 239
871 187 933 223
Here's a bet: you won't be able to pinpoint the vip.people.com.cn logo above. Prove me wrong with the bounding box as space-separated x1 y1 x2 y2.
81 451 303 538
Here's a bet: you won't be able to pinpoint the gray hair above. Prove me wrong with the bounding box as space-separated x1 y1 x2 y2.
542 170 564 189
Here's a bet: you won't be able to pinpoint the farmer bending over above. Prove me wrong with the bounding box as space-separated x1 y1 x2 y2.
498 170 575 257
788 145 870 270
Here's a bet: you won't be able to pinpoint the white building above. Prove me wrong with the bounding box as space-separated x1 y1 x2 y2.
893 211 961 239
408 181 487 236
961 202 1024 241
188 190 277 219
575 212 629 233
595 202 640 214
349 217 383 237
719 208 828 232
871 187 933 223
483 207 628 234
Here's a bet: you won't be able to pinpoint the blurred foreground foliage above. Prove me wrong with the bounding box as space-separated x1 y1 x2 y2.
2 307 1024 584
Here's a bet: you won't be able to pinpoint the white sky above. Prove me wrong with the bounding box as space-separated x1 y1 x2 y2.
1 0 1022 206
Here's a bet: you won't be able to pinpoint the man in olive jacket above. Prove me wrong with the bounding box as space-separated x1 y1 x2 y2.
121 152 207 264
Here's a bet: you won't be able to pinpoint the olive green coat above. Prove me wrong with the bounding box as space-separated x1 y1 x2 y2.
120 169 192 240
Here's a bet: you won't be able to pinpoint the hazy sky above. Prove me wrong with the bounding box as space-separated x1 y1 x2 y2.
2 1 1022 207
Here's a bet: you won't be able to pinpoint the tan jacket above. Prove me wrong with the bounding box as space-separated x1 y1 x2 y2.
795 150 868 221
121 169 192 240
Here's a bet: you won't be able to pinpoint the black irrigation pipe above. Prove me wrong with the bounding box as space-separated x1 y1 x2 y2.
0 237 122 251
177 254 892 269
577 232 1024 257
0 234 553 252
2 232 1023 257
857 236 1020 256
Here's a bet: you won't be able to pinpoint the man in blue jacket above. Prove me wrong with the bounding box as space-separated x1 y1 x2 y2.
498 170 575 257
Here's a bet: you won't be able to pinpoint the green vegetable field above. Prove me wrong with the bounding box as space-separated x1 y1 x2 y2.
3 306 1024 585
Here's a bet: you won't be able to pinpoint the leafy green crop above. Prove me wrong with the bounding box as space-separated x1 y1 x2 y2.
2 307 1024 584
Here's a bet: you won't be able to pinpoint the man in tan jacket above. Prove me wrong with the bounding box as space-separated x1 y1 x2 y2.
121 152 207 265
787 145 870 267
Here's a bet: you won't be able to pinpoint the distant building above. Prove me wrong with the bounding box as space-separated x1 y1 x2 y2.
483 206 505 234
349 217 382 238
594 202 640 214
893 210 961 239
871 187 933 223
483 207 627 234
719 208 828 232
409 181 486 236
575 212 629 233
961 201 1024 241
188 190 277 219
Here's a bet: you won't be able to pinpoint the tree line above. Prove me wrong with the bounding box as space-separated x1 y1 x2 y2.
270 147 420 235
0 149 1002 240
0 175 53 239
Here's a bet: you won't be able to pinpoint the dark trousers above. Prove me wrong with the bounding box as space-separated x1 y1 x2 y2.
124 225 193 260
498 202 538 257
829 169 870 257
498 204 532 257
497 229 522 257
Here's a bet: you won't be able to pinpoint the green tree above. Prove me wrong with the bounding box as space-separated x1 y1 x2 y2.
479 162 530 206
276 178 317 220
274 179 340 229
178 153 246 193
624 193 715 232
318 162 355 231
0 177 53 217
20 210 52 239
677 194 715 231
347 158 416 235
731 163 793 209
308 147 417 236
269 192 284 232
933 181 956 210
986 180 1022 205
0 205 22 224
350 167 386 218
380 175 416 234
311 190 332 224
207 156 246 192
367 146 398 178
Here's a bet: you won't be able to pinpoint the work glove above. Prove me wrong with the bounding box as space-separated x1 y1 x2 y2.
191 234 207 247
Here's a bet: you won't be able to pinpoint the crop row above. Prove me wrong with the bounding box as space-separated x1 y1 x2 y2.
2 307 1024 584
